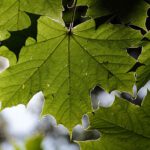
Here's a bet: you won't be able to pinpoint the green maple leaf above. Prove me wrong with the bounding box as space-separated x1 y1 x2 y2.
137 40 150 88
0 17 141 129
77 0 149 29
0 0 31 32
80 92 150 150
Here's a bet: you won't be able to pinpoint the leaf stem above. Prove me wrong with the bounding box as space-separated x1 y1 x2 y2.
69 0 77 32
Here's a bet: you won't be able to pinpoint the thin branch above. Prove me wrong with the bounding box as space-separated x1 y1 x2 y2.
69 0 77 31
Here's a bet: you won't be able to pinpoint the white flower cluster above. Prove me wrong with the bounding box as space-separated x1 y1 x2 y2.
0 92 79 150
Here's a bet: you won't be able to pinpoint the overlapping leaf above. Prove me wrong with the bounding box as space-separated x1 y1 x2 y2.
0 0 31 32
0 30 10 41
137 40 150 88
0 0 64 41
80 92 150 150
20 0 64 25
0 17 141 129
77 0 149 29
0 46 16 66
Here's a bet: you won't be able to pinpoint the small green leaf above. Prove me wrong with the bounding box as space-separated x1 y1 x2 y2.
0 30 10 41
25 135 43 150
0 46 16 66
25 37 36 46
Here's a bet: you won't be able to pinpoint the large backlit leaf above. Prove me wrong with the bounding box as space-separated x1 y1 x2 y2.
80 92 150 150
0 17 141 129
77 0 149 29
